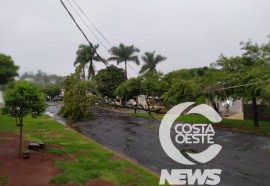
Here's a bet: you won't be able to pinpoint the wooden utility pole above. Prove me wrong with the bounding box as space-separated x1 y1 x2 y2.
252 96 259 128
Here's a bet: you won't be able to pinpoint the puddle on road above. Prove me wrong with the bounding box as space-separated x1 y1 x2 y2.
234 143 251 151
124 121 140 127
216 131 236 141
261 141 270 150
124 127 137 135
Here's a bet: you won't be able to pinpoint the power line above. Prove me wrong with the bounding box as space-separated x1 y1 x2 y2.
69 0 139 77
66 0 109 51
59 0 160 123
211 80 270 92
60 0 269 125
71 0 112 47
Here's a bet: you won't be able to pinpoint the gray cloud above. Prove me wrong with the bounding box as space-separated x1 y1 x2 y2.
1 0 269 77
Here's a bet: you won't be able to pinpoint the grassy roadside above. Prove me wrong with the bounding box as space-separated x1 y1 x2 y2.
0 114 160 185
129 113 270 135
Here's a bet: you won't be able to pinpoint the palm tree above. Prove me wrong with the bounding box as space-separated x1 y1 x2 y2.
139 51 166 74
108 43 140 79
74 44 105 80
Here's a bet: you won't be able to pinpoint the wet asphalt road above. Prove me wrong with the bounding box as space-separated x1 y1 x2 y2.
46 103 270 186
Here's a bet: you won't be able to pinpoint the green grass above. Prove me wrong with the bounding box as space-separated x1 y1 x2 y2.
0 176 8 186
0 114 160 185
129 113 270 135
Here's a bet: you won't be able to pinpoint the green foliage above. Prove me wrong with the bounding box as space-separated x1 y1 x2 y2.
161 67 221 105
126 136 133 142
0 114 160 185
74 44 104 80
20 70 64 100
42 84 61 98
139 51 166 74
146 124 156 129
0 53 19 85
2 81 47 121
114 78 142 99
114 68 219 106
94 65 126 98
0 114 19 132
108 43 140 78
1 81 47 155
0 176 8 186
162 67 220 89
140 71 165 97
212 38 270 101
162 79 199 105
59 73 96 120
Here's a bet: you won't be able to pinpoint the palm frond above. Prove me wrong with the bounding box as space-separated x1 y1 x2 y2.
139 64 149 74
140 51 166 74
129 56 140 65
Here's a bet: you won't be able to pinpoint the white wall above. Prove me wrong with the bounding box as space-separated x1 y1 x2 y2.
218 98 243 114
0 91 4 104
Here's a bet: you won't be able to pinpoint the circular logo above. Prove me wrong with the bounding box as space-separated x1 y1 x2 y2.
159 102 222 165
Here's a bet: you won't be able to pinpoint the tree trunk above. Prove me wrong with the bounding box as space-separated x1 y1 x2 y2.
210 92 219 113
19 117 23 156
145 95 151 115
83 67 86 80
252 96 259 128
211 101 219 113
125 61 127 79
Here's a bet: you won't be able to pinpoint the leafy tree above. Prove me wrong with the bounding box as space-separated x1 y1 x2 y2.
140 71 164 98
1 81 47 155
0 53 19 85
74 44 105 80
20 70 64 99
43 84 62 99
108 43 140 79
59 72 96 120
139 51 166 74
162 79 200 105
161 67 221 107
114 78 142 100
94 65 126 98
212 38 270 128
162 67 215 86
137 71 167 108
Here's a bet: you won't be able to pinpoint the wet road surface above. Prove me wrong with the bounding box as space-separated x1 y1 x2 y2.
46 104 270 186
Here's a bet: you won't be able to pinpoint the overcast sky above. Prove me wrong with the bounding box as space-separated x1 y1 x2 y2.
1 0 270 77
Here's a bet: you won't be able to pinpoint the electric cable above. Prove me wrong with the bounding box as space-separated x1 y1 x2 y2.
69 0 139 76
66 0 109 51
60 0 160 123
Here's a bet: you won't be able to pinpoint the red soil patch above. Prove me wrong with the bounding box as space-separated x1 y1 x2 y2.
65 178 114 186
84 178 114 186
0 132 60 186
0 132 115 186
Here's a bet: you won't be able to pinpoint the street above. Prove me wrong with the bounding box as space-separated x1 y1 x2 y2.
46 103 270 186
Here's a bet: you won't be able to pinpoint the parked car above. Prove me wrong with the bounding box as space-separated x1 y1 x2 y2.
125 99 137 107
52 96 64 102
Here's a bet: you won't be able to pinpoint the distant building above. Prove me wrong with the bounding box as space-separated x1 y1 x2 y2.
206 97 243 117
207 83 270 121
0 91 4 104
